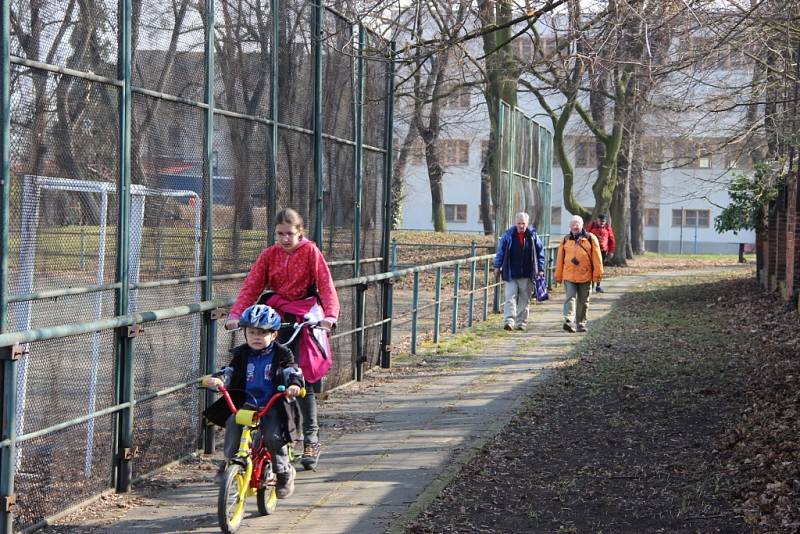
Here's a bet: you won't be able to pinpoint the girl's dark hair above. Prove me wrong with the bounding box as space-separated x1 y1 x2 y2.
275 208 305 235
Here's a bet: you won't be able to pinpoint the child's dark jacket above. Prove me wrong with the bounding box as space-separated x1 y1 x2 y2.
203 342 304 443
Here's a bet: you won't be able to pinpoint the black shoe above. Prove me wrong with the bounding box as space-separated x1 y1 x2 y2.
595 285 604 293
276 465 296 499
300 442 321 471
576 324 587 333
563 321 576 333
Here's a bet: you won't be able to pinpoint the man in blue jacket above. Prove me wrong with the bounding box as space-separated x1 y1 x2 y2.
493 212 546 331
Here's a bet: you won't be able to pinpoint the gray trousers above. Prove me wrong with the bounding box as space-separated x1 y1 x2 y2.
224 407 290 474
563 281 591 326
503 277 533 327
298 382 319 445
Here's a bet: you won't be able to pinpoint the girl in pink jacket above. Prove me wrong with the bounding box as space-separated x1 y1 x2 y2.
225 208 339 470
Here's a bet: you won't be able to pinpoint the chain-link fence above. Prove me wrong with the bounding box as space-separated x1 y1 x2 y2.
0 1 392 531
496 101 553 244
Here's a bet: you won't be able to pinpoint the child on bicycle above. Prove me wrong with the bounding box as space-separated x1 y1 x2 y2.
204 304 305 498
225 207 339 470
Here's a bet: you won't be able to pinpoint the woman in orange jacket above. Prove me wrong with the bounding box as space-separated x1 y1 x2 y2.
555 215 603 333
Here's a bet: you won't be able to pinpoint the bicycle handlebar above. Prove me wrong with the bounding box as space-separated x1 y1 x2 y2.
208 383 305 421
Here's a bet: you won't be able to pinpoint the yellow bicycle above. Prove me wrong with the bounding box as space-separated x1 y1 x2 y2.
204 380 305 534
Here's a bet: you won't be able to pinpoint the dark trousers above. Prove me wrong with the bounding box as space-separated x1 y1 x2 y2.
276 314 320 446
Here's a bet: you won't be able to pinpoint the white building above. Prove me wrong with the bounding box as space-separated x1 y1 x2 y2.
397 14 756 254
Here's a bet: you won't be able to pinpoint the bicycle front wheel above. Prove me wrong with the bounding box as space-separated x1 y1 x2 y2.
218 464 248 534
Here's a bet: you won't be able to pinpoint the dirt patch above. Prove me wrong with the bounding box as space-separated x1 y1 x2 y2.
407 271 780 533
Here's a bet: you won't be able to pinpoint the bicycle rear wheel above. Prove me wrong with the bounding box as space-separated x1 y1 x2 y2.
218 464 248 534
256 484 277 515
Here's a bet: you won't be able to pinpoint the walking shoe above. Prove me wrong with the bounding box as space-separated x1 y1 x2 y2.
515 323 527 331
595 285 604 293
563 321 576 333
504 322 514 331
300 442 321 471
576 324 588 333
276 465 296 499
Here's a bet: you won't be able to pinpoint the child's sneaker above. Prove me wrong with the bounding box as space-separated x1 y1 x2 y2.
275 465 296 499
300 442 321 470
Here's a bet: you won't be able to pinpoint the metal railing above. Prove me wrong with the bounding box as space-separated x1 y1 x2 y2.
0 248 505 531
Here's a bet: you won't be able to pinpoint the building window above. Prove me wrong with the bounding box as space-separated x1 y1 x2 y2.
515 37 534 62
551 206 562 226
445 204 467 223
440 139 470 166
477 204 494 222
409 139 470 167
671 209 710 227
674 139 713 169
642 139 663 170
645 208 659 227
687 209 710 227
574 138 597 168
443 85 471 109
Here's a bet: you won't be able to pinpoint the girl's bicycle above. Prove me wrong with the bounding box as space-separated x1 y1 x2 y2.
202 380 305 534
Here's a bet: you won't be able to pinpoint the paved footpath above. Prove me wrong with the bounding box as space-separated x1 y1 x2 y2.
43 268 746 534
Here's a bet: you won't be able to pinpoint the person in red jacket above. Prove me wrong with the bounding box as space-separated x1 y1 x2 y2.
585 214 615 293
225 207 339 470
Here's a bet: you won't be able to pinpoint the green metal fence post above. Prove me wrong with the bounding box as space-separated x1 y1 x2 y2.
114 0 135 493
410 272 419 355
468 241 476 327
353 23 364 279
268 0 279 235
493 269 501 314
355 284 366 381
352 24 364 379
1 0 15 527
483 259 489 321
201 0 217 455
379 41 396 369
432 267 441 344
451 265 460 334
312 0 323 244
379 278 394 369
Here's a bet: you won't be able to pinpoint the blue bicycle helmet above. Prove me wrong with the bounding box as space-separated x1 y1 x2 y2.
238 304 282 331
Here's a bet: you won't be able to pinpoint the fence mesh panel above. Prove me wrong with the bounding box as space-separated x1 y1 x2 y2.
9 0 119 78
497 102 552 240
11 332 117 528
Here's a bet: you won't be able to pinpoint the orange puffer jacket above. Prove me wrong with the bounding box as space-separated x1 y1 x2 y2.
555 232 603 284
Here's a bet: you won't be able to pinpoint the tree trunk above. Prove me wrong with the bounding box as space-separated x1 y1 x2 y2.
610 126 633 266
422 134 446 232
480 137 494 235
629 153 645 254
479 0 519 235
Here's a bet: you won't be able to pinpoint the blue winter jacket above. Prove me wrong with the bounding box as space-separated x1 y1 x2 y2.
493 225 546 282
